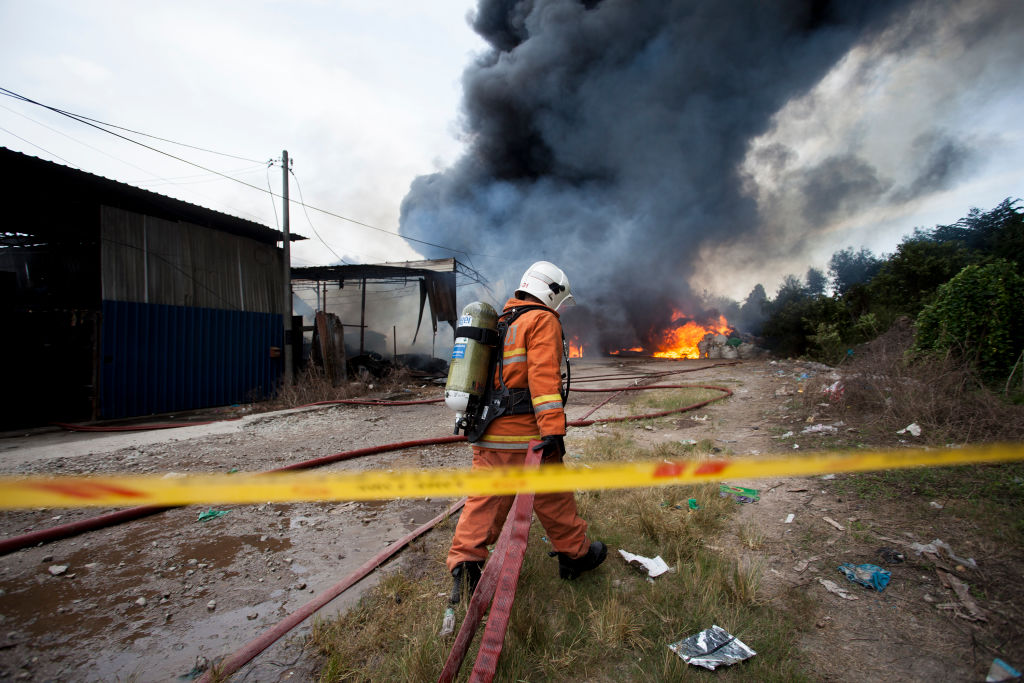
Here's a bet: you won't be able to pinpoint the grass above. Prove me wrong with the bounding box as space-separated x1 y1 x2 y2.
309 438 811 682
627 387 730 416
831 462 1024 545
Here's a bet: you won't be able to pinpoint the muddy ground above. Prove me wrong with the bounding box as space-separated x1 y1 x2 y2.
0 358 1020 681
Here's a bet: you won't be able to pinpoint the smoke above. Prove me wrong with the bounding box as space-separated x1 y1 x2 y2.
398 0 1021 347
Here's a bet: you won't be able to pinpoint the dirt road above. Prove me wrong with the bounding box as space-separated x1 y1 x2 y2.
0 357 1018 681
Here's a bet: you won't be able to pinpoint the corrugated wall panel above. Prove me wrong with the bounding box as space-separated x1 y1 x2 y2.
101 206 282 313
101 300 281 419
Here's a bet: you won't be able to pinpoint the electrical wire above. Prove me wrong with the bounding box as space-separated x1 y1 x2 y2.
0 101 268 223
265 163 280 230
0 86 496 260
0 124 80 168
289 166 348 265
0 88 262 163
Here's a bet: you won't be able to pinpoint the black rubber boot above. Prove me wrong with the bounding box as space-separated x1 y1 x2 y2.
558 541 608 580
448 560 484 605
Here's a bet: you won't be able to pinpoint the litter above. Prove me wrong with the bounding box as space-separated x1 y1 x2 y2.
688 498 700 510
986 658 1022 682
897 423 922 437
801 424 838 434
876 548 905 564
929 501 944 509
794 555 821 573
817 577 858 600
197 509 229 522
619 549 670 578
822 516 845 531
938 570 986 621
720 484 759 503
439 607 456 637
779 431 794 438
837 563 891 591
667 625 756 670
821 474 836 480
784 513 795 524
909 539 977 568
823 380 844 401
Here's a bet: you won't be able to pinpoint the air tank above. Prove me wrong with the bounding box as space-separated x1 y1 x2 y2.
444 302 498 431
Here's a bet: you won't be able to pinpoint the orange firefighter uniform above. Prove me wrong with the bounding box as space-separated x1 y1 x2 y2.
446 296 592 571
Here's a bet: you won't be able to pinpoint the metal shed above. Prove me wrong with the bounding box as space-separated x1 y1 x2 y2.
0 147 300 428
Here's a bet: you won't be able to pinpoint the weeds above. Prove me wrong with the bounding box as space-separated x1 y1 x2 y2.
832 318 1024 443
270 365 416 409
310 439 810 681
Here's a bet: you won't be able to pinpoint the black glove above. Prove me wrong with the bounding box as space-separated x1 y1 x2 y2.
533 435 565 463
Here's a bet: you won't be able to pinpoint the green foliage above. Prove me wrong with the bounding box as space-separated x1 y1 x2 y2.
914 260 1024 380
828 247 883 295
757 198 1023 360
867 238 975 314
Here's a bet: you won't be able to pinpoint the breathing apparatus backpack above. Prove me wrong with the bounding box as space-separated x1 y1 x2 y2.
444 301 570 442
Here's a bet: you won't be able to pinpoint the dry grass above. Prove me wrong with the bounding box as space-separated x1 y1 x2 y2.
828 318 1024 443
309 437 811 682
269 365 417 410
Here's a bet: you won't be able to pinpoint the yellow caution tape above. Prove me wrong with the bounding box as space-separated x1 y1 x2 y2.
1 444 1021 509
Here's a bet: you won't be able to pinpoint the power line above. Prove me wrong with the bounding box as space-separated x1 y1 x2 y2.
1 86 495 260
0 101 268 223
289 166 348 265
0 124 80 168
0 89 262 163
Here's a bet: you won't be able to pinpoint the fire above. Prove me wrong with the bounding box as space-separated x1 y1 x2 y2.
568 337 584 358
652 313 731 359
607 312 733 358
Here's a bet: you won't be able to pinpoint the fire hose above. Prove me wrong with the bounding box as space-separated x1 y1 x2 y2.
2 380 733 678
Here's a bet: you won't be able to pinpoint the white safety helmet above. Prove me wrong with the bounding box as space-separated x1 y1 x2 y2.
516 260 575 310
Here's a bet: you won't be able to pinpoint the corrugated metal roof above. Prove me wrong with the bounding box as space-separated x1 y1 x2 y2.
0 146 304 246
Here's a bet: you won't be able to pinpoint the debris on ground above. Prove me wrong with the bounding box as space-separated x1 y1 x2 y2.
618 549 670 578
439 607 456 637
837 563 891 591
936 570 986 622
794 556 821 573
667 625 757 670
986 658 1022 682
897 422 922 437
801 423 838 434
197 509 229 522
720 484 759 503
822 516 845 531
687 498 700 510
909 538 977 568
784 513 795 523
818 577 859 600
876 548 905 564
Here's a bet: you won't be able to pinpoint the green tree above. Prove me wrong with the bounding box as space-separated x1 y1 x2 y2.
914 260 1024 380
828 247 883 295
805 267 828 297
868 238 974 315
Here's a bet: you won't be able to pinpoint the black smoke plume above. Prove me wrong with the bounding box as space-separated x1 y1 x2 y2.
398 0 987 351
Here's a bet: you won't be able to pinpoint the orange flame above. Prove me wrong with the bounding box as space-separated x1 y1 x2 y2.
568 337 584 358
652 313 731 359
608 347 643 356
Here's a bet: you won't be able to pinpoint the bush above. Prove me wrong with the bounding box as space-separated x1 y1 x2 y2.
914 260 1024 381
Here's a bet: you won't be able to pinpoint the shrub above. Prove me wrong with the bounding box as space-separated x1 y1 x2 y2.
914 260 1024 381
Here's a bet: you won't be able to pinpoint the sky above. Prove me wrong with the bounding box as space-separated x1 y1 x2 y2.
2 0 1022 319
0 0 485 270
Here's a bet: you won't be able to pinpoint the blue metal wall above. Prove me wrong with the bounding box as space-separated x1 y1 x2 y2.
100 300 282 419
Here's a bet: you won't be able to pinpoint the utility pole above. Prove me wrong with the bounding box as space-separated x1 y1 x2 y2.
281 150 293 387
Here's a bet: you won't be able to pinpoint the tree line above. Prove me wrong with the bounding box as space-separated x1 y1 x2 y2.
726 198 1024 383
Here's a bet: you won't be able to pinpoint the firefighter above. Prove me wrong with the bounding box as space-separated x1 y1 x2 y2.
446 261 607 603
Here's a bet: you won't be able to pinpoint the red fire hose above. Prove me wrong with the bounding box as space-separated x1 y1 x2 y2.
197 498 468 683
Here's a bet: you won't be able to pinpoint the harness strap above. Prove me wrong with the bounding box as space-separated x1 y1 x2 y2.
465 305 568 443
